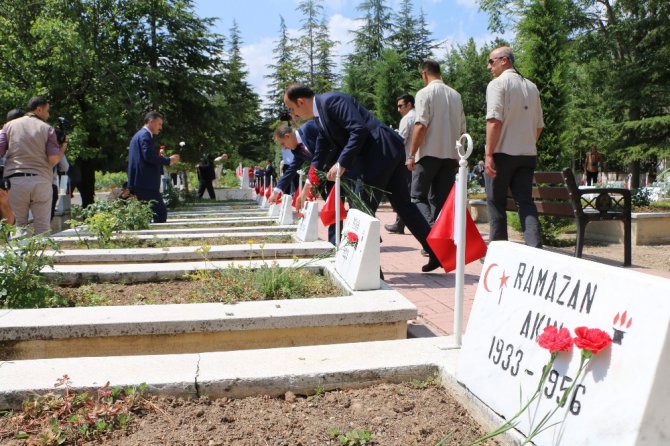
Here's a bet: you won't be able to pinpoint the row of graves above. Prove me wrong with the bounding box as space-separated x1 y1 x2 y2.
0 165 668 445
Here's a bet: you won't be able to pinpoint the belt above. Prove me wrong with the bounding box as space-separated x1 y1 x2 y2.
6 173 38 178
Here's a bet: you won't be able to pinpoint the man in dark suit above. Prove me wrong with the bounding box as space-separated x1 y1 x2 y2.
127 111 179 223
269 119 319 203
284 85 440 272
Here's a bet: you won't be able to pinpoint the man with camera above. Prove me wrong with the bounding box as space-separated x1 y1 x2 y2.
0 96 67 234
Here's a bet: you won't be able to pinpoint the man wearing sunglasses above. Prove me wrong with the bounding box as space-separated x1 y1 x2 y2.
484 46 544 248
385 94 416 235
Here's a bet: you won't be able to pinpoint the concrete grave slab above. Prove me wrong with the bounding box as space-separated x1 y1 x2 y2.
458 241 670 446
49 240 333 264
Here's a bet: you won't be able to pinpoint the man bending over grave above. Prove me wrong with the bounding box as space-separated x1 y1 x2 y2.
284 84 441 273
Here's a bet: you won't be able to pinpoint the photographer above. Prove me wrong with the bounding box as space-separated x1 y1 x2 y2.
0 96 67 234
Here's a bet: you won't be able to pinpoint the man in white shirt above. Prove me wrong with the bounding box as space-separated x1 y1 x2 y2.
385 93 416 235
407 60 466 225
484 46 544 248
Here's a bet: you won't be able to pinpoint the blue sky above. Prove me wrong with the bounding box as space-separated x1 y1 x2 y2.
193 0 498 99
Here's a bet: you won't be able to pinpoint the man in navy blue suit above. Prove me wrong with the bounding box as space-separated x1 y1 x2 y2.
268 120 320 204
284 85 441 272
127 111 179 223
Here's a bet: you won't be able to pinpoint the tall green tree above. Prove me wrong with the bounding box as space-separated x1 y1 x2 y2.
342 0 393 109
265 16 302 119
443 39 501 161
515 0 570 171
216 21 269 163
372 49 413 125
575 0 670 185
312 16 339 93
296 0 323 86
0 0 229 170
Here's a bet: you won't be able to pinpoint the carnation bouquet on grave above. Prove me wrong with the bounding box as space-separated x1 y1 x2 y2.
307 166 387 218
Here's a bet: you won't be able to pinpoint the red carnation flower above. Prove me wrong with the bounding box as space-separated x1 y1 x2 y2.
346 232 359 243
574 326 612 356
537 326 573 353
308 165 320 186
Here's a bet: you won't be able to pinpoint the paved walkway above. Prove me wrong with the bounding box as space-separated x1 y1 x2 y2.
320 205 670 338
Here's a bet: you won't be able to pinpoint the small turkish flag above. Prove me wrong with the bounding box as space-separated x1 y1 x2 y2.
427 186 487 273
320 188 347 226
265 186 272 198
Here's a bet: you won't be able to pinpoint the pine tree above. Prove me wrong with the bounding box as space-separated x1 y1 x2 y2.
265 16 302 119
296 0 324 87
516 0 570 171
343 0 393 109
312 16 339 93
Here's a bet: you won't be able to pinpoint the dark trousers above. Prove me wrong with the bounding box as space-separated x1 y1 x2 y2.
51 184 58 220
135 187 167 223
198 179 215 199
360 155 436 257
485 153 541 248
391 167 412 227
411 156 459 225
586 171 598 186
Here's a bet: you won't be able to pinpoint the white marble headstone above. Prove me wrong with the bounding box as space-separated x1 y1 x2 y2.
277 195 294 225
457 241 670 446
240 167 251 189
295 201 318 242
334 209 380 291
267 202 280 217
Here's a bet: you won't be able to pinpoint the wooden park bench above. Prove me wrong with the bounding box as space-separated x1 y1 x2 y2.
506 168 632 266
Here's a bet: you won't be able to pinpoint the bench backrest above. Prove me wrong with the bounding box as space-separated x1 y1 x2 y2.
506 171 574 217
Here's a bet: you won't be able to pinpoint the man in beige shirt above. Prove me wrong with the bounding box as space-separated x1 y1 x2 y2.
0 97 67 234
484 46 544 248
407 60 466 225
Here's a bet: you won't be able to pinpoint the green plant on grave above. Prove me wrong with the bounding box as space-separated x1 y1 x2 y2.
329 427 375 445
187 262 339 304
631 187 652 208
0 375 151 445
409 374 441 389
68 198 154 248
0 223 64 309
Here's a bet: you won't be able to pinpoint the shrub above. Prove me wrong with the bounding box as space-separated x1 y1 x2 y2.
0 223 64 309
95 171 128 191
631 188 652 208
69 199 154 247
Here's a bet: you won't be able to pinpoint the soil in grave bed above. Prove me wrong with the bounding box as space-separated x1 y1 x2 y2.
0 380 502 446
54 267 343 306
56 234 296 249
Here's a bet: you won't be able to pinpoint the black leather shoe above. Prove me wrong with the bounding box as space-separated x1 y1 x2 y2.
422 256 441 273
384 223 405 234
379 268 385 280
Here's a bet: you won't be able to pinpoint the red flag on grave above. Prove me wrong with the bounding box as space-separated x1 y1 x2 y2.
427 186 487 273
319 188 347 226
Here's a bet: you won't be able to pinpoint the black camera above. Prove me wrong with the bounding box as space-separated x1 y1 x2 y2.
55 116 70 145
0 177 10 191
